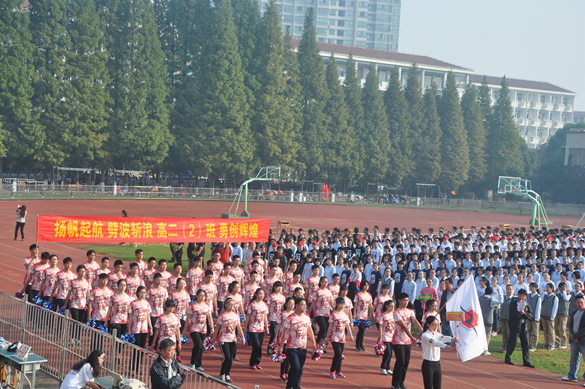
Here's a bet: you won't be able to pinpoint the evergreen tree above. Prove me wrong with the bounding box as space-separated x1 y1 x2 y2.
343 53 364 185
415 83 442 183
486 77 524 183
362 63 390 184
252 0 299 174
460 83 487 190
0 0 43 171
384 67 410 185
232 0 262 104
192 0 253 178
30 0 109 168
324 54 354 191
282 28 304 175
478 76 493 131
98 0 172 170
438 72 470 190
297 8 330 181
404 64 422 185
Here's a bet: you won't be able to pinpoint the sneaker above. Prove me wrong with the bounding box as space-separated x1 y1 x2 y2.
250 365 257 370
482 351 491 356
256 365 262 370
234 357 240 361
387 369 393 375
561 376 578 382
500 349 506 353
225 376 232 383
381 369 388 375
219 375 225 381
342 354 346 360
280 375 287 382
176 356 183 363
529 349 536 353
330 372 336 379
491 332 497 337
196 367 204 372
284 374 288 379
559 345 567 349
336 372 345 378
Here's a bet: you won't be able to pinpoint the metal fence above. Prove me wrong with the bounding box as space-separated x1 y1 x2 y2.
0 292 241 389
2 183 585 217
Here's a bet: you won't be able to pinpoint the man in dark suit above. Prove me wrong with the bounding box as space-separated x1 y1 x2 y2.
505 289 534 367
561 294 585 382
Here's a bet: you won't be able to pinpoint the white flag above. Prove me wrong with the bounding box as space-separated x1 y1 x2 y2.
446 276 487 362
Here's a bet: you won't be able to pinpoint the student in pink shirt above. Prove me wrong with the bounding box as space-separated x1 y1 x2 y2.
419 277 439 312
211 297 245 383
328 297 354 379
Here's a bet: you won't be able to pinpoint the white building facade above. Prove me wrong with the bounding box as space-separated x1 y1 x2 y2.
469 75 576 149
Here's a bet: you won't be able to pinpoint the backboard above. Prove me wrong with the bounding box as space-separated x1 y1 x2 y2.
265 166 281 183
497 176 529 195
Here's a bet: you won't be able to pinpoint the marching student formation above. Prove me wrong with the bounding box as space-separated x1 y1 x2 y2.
19 225 585 389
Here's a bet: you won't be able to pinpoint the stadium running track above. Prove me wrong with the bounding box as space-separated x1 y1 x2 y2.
0 200 580 389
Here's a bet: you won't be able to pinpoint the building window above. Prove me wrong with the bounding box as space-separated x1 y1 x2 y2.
338 20 345 26
356 40 366 47
346 11 354 16
283 15 293 23
296 6 305 12
339 70 345 77
374 43 386 50
391 15 400 23
359 1 368 8
329 29 335 35
339 0 346 5
493 91 499 100
294 26 303 32
359 11 367 18
568 149 585 166
328 39 336 43
330 0 336 4
356 31 366 37
329 19 336 25
318 0 327 3
390 34 399 42
563 97 569 105
330 9 336 15
346 20 354 27
539 95 546 103
517 92 522 101
337 39 344 44
318 37 326 42
317 27 327 35
284 5 293 12
337 30 345 36
295 16 304 24
318 8 328 15
338 10 345 16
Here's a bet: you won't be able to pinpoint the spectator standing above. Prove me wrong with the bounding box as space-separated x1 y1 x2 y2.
14 205 27 241
562 295 585 383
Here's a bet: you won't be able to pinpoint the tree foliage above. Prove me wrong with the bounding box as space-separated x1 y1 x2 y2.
384 67 410 185
460 83 487 189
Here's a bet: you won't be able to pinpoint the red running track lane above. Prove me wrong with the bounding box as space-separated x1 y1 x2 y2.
0 200 576 389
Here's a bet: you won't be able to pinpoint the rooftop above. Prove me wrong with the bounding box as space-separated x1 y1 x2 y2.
469 74 575 94
291 39 472 71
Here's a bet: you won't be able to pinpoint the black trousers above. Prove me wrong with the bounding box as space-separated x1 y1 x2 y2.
268 321 278 345
381 341 393 370
132 333 148 371
414 300 423 323
249 332 265 366
392 344 411 387
55 299 67 309
505 324 531 365
356 322 366 348
15 222 25 240
330 342 345 373
190 332 206 367
25 285 33 303
149 316 158 346
70 308 87 340
220 341 237 375
280 343 289 375
286 348 306 389
315 316 329 344
422 359 442 389
170 245 183 268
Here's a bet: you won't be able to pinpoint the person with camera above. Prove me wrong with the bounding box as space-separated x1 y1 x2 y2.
14 205 27 241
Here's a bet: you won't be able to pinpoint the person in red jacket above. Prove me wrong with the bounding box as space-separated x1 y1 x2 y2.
213 243 232 265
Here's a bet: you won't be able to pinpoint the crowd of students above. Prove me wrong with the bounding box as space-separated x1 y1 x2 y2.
19 224 585 389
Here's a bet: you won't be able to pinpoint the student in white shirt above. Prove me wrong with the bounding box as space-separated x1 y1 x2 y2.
420 316 459 389
402 272 417 305
514 273 529 295
59 350 105 389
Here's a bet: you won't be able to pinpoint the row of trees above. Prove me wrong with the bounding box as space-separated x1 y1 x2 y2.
0 0 535 194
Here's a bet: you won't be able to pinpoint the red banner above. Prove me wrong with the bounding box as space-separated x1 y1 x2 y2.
36 215 270 243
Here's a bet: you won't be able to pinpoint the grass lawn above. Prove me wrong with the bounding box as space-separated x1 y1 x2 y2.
487 331 585 380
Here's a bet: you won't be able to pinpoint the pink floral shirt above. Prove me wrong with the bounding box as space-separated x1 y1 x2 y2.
171 290 190 319
168 275 185 295
217 311 240 342
342 296 353 318
156 313 181 347
90 288 114 321
23 256 39 284
146 287 169 317
314 289 333 317
107 272 126 294
108 293 131 324
306 276 320 304
247 301 268 332
70 279 90 309
54 271 76 300
30 262 49 291
142 268 158 290
354 292 373 320
381 312 396 343
329 311 350 343
41 267 61 297
328 284 340 301
93 268 111 290
199 283 217 307
129 299 151 334
186 302 211 334
283 312 312 349
82 261 100 288
392 308 415 345
374 294 392 324
217 275 235 303
267 294 286 322
125 276 145 301
187 268 204 295
230 267 244 284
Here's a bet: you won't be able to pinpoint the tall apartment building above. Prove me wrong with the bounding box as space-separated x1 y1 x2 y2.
261 0 401 52
469 75 576 149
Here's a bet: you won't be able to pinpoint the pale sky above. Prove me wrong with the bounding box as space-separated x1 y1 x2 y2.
400 0 585 111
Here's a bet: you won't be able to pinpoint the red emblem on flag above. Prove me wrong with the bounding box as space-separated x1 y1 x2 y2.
460 306 479 332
